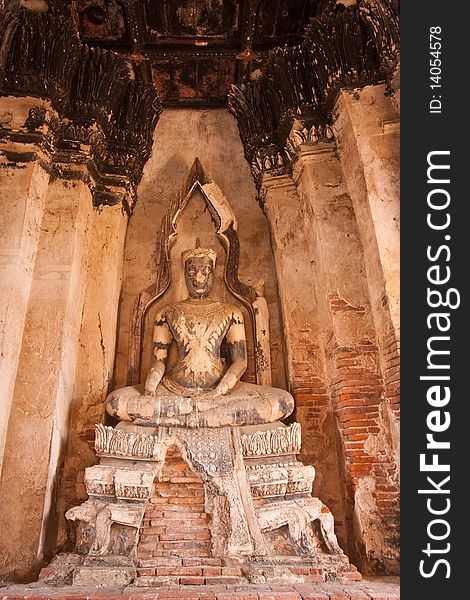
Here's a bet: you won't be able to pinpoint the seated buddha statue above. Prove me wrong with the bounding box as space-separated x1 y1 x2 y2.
106 245 294 428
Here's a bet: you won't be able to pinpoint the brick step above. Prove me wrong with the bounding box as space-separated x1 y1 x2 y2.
139 549 212 559
136 566 243 578
0 578 401 599
138 541 211 555
148 497 206 507
138 530 211 540
138 557 223 567
133 574 246 587
146 507 206 515
140 519 210 530
243 560 362 584
143 513 209 523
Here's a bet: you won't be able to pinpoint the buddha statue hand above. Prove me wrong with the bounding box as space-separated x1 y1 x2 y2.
212 371 239 397
144 366 163 396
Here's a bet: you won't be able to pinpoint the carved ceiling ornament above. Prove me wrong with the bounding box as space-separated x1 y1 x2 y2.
228 0 399 188
127 158 268 387
0 4 162 211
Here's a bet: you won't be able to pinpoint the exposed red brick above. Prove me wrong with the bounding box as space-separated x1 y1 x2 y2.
202 566 221 576
137 449 212 562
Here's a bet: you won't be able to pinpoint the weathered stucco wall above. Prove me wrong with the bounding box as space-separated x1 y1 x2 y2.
334 85 400 468
0 173 92 579
260 173 348 551
294 143 399 573
0 96 131 581
54 204 129 555
0 97 50 474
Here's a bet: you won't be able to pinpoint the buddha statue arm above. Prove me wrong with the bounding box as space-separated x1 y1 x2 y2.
144 310 172 395
213 308 247 396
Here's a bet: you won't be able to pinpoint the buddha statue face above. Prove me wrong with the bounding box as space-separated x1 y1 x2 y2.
183 252 215 299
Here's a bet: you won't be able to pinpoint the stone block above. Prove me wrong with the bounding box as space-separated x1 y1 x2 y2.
72 566 134 587
138 557 182 568
202 567 221 576
205 575 246 585
132 575 180 587
114 468 154 500
180 576 205 585
182 557 223 566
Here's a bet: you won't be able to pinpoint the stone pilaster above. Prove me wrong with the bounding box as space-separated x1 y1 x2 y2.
0 173 92 580
292 142 399 574
334 85 400 428
259 172 347 550
0 98 50 473
53 202 129 552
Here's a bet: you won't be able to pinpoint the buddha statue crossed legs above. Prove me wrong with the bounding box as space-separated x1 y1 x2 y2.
106 246 294 428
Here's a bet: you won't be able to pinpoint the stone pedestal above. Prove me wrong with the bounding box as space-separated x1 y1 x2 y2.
50 421 360 586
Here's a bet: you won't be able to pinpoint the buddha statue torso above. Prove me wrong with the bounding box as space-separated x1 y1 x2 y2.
162 299 241 394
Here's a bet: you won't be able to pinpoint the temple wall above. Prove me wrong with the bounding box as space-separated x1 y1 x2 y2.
53 204 128 554
0 90 399 579
253 86 400 572
334 86 400 432
295 141 399 573
0 171 91 579
260 173 348 550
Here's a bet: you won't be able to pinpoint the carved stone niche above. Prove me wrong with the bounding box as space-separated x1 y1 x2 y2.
49 160 361 586
127 157 272 389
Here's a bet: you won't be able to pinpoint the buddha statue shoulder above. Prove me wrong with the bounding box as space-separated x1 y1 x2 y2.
106 246 294 428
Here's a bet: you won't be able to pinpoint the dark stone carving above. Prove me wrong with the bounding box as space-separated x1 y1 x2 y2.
74 0 128 43
144 0 240 39
49 1 322 105
228 0 399 187
0 6 162 211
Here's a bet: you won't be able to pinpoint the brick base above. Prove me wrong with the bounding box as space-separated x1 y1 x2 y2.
137 447 212 561
0 577 400 599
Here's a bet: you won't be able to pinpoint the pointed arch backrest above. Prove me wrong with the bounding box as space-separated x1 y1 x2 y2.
127 158 262 386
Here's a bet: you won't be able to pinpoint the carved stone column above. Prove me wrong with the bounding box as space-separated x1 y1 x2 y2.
0 97 50 473
259 172 347 549
334 85 400 438
292 141 399 574
0 171 93 579
54 202 129 552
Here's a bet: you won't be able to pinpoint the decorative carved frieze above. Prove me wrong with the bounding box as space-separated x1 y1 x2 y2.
240 422 301 457
84 465 116 497
245 459 315 498
0 6 162 211
94 424 165 460
178 427 235 478
228 0 399 187
114 470 154 500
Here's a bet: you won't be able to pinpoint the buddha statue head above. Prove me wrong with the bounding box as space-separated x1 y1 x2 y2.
182 243 217 299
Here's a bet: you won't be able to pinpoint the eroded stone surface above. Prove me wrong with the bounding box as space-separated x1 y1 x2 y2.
62 418 357 586
106 246 294 429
